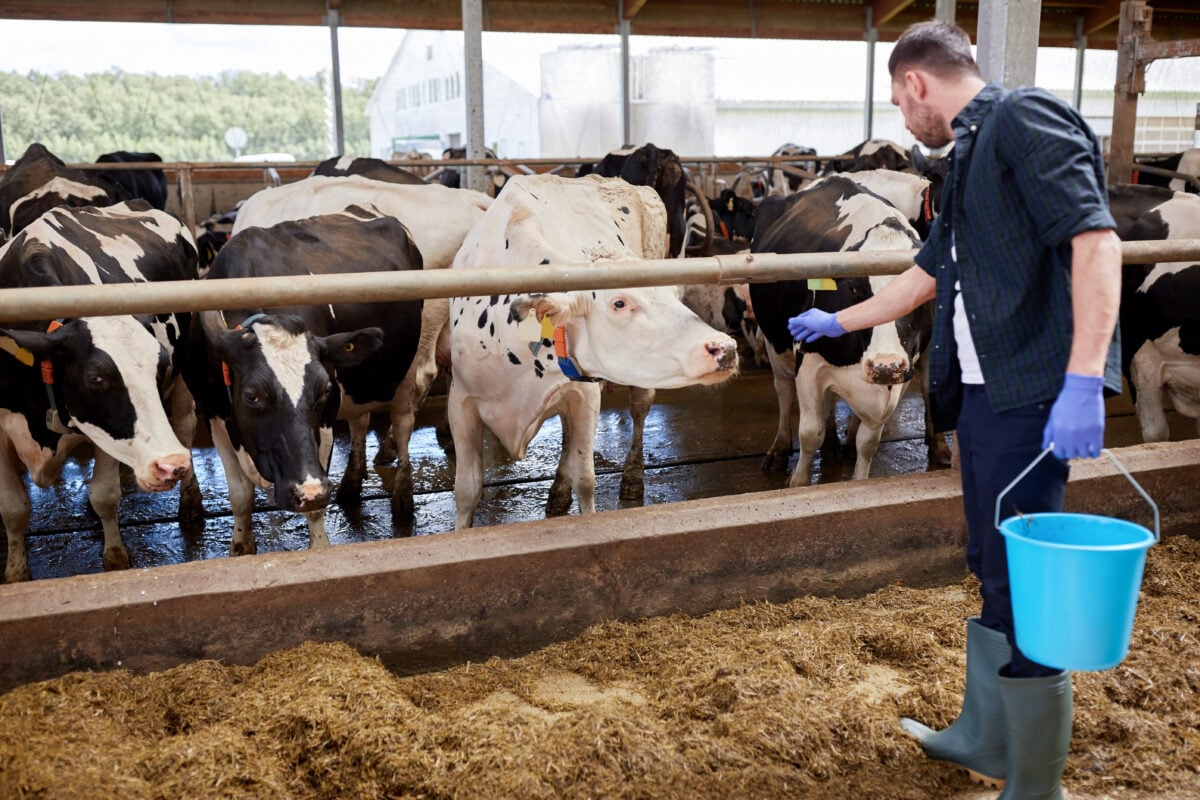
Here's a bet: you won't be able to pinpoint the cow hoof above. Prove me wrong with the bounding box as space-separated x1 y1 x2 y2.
334 483 364 508
230 542 258 557
5 566 32 583
619 477 645 502
546 495 573 517
102 546 131 572
760 452 789 472
390 494 416 519
374 437 398 466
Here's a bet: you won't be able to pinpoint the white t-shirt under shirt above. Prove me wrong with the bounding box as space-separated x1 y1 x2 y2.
954 279 985 384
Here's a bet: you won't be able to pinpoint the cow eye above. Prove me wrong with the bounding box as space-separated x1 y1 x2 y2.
87 372 108 388
242 388 264 408
612 299 627 310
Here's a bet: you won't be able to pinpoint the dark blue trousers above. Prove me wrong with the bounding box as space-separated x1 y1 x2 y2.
956 385 1069 678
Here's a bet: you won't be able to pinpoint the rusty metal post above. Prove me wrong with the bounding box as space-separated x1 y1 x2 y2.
1110 1 1150 186
177 166 197 237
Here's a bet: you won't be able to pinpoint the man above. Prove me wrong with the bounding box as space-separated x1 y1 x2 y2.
788 20 1122 800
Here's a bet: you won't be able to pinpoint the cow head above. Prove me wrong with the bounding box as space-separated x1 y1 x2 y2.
849 220 929 385
0 316 191 492
511 287 739 389
201 312 382 512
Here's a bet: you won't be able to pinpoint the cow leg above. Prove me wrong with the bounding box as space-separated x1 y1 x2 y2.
546 425 574 516
554 386 601 516
336 412 370 506
210 418 257 556
791 370 826 488
449 380 485 530
763 346 796 472
304 510 331 548
89 451 130 571
915 359 952 467
0 436 33 583
823 395 845 455
1130 343 1170 442
168 378 204 523
619 387 655 502
385 393 420 518
847 381 906 480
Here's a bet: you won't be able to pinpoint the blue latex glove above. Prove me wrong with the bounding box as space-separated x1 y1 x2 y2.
787 309 847 343
1042 373 1105 460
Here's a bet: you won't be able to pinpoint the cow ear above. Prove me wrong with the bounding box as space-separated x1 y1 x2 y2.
319 328 383 369
0 329 49 367
509 292 579 326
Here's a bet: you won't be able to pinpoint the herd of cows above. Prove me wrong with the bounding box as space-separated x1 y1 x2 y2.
0 138 1196 583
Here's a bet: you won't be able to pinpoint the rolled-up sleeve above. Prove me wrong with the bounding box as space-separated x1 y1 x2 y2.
915 215 945 278
997 89 1116 248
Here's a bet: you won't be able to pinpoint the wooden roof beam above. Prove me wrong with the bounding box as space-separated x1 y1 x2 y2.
623 0 650 19
1082 0 1123 35
871 0 916 27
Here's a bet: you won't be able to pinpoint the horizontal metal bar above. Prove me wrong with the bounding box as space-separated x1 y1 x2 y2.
0 240 1196 324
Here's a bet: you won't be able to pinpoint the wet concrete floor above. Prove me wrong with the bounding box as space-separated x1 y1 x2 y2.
6 364 1196 582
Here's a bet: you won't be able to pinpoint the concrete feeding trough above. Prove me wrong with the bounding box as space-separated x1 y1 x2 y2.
2 440 1198 692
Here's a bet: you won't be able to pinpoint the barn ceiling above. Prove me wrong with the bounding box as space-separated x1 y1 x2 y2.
1 0 1198 50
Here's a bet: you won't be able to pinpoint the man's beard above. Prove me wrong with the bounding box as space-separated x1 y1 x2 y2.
910 104 952 149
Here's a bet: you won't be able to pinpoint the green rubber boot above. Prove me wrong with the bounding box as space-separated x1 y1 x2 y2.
900 618 1010 787
996 670 1073 800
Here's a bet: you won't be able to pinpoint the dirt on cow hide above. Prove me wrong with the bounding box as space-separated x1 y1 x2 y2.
2 536 1198 800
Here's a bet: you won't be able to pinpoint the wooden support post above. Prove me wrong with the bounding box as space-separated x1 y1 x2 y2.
1110 1 1150 186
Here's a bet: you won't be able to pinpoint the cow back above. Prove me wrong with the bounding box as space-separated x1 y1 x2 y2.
312 155 427 185
0 143 119 241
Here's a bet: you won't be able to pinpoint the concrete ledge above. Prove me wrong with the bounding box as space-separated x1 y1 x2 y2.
2 440 1197 692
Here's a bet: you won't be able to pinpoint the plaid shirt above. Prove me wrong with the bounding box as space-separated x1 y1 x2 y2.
915 83 1121 431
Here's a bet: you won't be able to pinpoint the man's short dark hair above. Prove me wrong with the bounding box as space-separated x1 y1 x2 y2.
888 20 982 79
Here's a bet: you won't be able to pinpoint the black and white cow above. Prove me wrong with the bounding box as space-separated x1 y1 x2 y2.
311 155 427 185
762 143 819 196
232 173 491 481
0 201 198 582
582 143 694 258
86 151 170 211
1107 184 1200 442
449 173 738 529
181 206 423 555
821 138 914 175
0 143 120 242
1132 148 1200 194
750 176 932 485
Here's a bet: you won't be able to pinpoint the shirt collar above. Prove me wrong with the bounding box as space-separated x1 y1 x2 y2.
952 82 1005 140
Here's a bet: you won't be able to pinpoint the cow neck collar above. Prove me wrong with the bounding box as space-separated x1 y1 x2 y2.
552 325 602 382
40 319 74 434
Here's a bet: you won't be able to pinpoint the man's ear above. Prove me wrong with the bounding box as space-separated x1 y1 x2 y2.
905 68 929 101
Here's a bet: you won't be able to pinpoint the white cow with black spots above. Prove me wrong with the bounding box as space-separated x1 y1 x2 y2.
448 173 739 529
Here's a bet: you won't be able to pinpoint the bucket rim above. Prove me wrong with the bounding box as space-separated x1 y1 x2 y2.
998 512 1156 552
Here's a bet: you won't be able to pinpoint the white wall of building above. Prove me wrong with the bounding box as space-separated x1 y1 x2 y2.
367 30 538 159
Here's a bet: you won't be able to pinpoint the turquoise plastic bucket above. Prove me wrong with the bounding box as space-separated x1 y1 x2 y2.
995 449 1159 672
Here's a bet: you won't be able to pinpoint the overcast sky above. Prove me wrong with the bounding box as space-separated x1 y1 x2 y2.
0 19 1197 101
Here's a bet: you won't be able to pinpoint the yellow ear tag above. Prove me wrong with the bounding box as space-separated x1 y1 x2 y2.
0 336 35 367
807 278 837 291
539 316 556 341
516 311 542 343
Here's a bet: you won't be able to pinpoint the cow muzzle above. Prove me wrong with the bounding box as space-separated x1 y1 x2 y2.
708 338 739 371
138 452 193 492
285 476 330 513
863 354 912 386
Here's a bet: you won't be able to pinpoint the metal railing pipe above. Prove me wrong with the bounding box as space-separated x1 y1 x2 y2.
0 239 1196 324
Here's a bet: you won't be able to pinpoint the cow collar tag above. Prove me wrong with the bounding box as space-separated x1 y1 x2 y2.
553 326 602 382
40 319 73 434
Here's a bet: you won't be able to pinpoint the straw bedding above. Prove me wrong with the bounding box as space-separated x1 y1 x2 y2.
2 535 1197 799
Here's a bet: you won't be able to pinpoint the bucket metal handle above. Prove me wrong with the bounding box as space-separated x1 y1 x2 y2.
994 447 1160 542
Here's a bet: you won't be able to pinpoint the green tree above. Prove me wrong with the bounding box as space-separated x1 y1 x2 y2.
0 69 376 163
